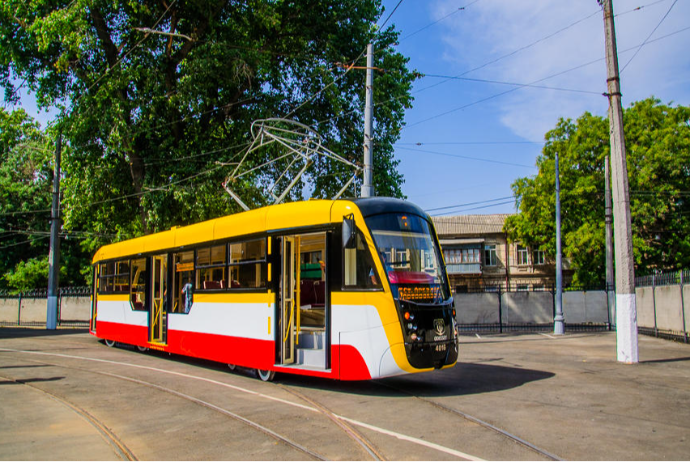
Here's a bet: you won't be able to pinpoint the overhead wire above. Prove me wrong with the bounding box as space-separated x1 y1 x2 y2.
380 0 406 29
396 145 535 169
620 0 678 74
399 0 482 42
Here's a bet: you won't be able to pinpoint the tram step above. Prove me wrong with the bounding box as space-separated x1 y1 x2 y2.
298 330 324 349
296 347 325 368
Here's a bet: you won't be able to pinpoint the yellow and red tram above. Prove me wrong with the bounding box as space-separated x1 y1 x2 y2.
90 197 458 381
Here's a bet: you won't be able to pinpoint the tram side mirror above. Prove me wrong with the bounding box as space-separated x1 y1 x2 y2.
342 214 357 249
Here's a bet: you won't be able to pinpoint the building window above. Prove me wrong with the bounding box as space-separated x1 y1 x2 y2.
516 284 529 292
534 248 546 265
484 244 497 266
517 245 530 266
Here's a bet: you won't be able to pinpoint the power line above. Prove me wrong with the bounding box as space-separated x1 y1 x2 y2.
421 74 602 96
396 146 536 169
426 196 514 212
403 25 690 130
396 141 543 146
380 0 405 29
620 0 678 74
413 7 603 96
430 200 516 217
401 0 482 42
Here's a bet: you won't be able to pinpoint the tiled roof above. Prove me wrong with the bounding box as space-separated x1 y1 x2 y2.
432 214 512 236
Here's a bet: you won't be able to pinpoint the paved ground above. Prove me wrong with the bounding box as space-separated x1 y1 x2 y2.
1 328 689 460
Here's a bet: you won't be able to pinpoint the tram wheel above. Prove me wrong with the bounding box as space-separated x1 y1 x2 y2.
227 364 236 371
136 345 149 352
256 369 275 382
104 339 116 348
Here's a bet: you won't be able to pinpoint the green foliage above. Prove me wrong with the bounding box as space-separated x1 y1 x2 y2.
1 0 416 262
3 257 50 293
0 108 90 290
505 98 690 286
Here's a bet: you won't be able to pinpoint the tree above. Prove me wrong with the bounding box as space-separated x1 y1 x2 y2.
1 0 416 258
505 98 690 286
0 108 90 291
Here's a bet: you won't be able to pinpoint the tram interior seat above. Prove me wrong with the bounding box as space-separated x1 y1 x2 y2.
300 279 325 327
202 280 226 290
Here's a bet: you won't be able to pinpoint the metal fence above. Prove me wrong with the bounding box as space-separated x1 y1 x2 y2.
0 286 91 328
635 269 690 288
453 287 612 334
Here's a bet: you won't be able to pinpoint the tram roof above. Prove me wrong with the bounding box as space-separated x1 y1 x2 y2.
92 197 431 263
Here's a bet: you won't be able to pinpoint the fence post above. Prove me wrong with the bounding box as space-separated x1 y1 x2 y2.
681 271 688 344
57 290 62 327
498 286 503 334
17 293 22 326
652 274 658 337
606 283 612 331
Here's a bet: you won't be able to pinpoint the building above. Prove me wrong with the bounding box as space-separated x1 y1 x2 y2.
432 214 572 292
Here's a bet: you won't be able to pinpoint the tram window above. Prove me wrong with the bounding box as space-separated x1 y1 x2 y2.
344 230 381 289
173 251 194 313
228 239 267 289
98 260 130 294
130 258 147 311
197 244 227 290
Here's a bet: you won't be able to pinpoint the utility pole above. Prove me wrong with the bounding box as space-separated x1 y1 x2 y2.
554 150 564 335
361 43 374 198
605 156 615 326
46 130 62 330
600 0 638 363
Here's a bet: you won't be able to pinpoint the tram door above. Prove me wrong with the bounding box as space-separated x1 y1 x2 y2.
280 236 297 364
150 254 168 345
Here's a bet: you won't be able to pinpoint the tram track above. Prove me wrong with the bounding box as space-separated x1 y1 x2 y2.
0 371 137 461
374 381 563 461
1 357 328 461
1 345 484 460
277 383 386 461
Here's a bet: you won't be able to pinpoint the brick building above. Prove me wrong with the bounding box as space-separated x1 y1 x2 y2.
432 214 573 292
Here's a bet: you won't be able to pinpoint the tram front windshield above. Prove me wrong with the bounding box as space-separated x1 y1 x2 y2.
366 213 450 304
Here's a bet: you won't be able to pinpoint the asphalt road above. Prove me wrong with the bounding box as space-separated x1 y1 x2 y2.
1 328 689 460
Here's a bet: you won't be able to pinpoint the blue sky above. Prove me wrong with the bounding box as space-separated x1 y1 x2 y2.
10 0 690 217
380 0 690 215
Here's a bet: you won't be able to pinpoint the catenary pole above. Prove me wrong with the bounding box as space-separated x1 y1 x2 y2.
46 130 62 330
600 0 638 363
361 43 374 198
554 150 564 335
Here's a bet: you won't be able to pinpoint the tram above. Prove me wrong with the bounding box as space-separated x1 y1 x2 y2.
90 197 458 381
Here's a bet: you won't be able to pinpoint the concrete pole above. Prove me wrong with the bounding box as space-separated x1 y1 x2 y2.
601 0 638 363
554 150 564 335
46 131 62 330
361 43 374 198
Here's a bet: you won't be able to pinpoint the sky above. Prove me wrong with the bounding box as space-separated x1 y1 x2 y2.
9 0 690 217
379 0 690 216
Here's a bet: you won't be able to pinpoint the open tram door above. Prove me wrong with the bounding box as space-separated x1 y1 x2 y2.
150 254 168 345
278 232 329 370
280 236 297 364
